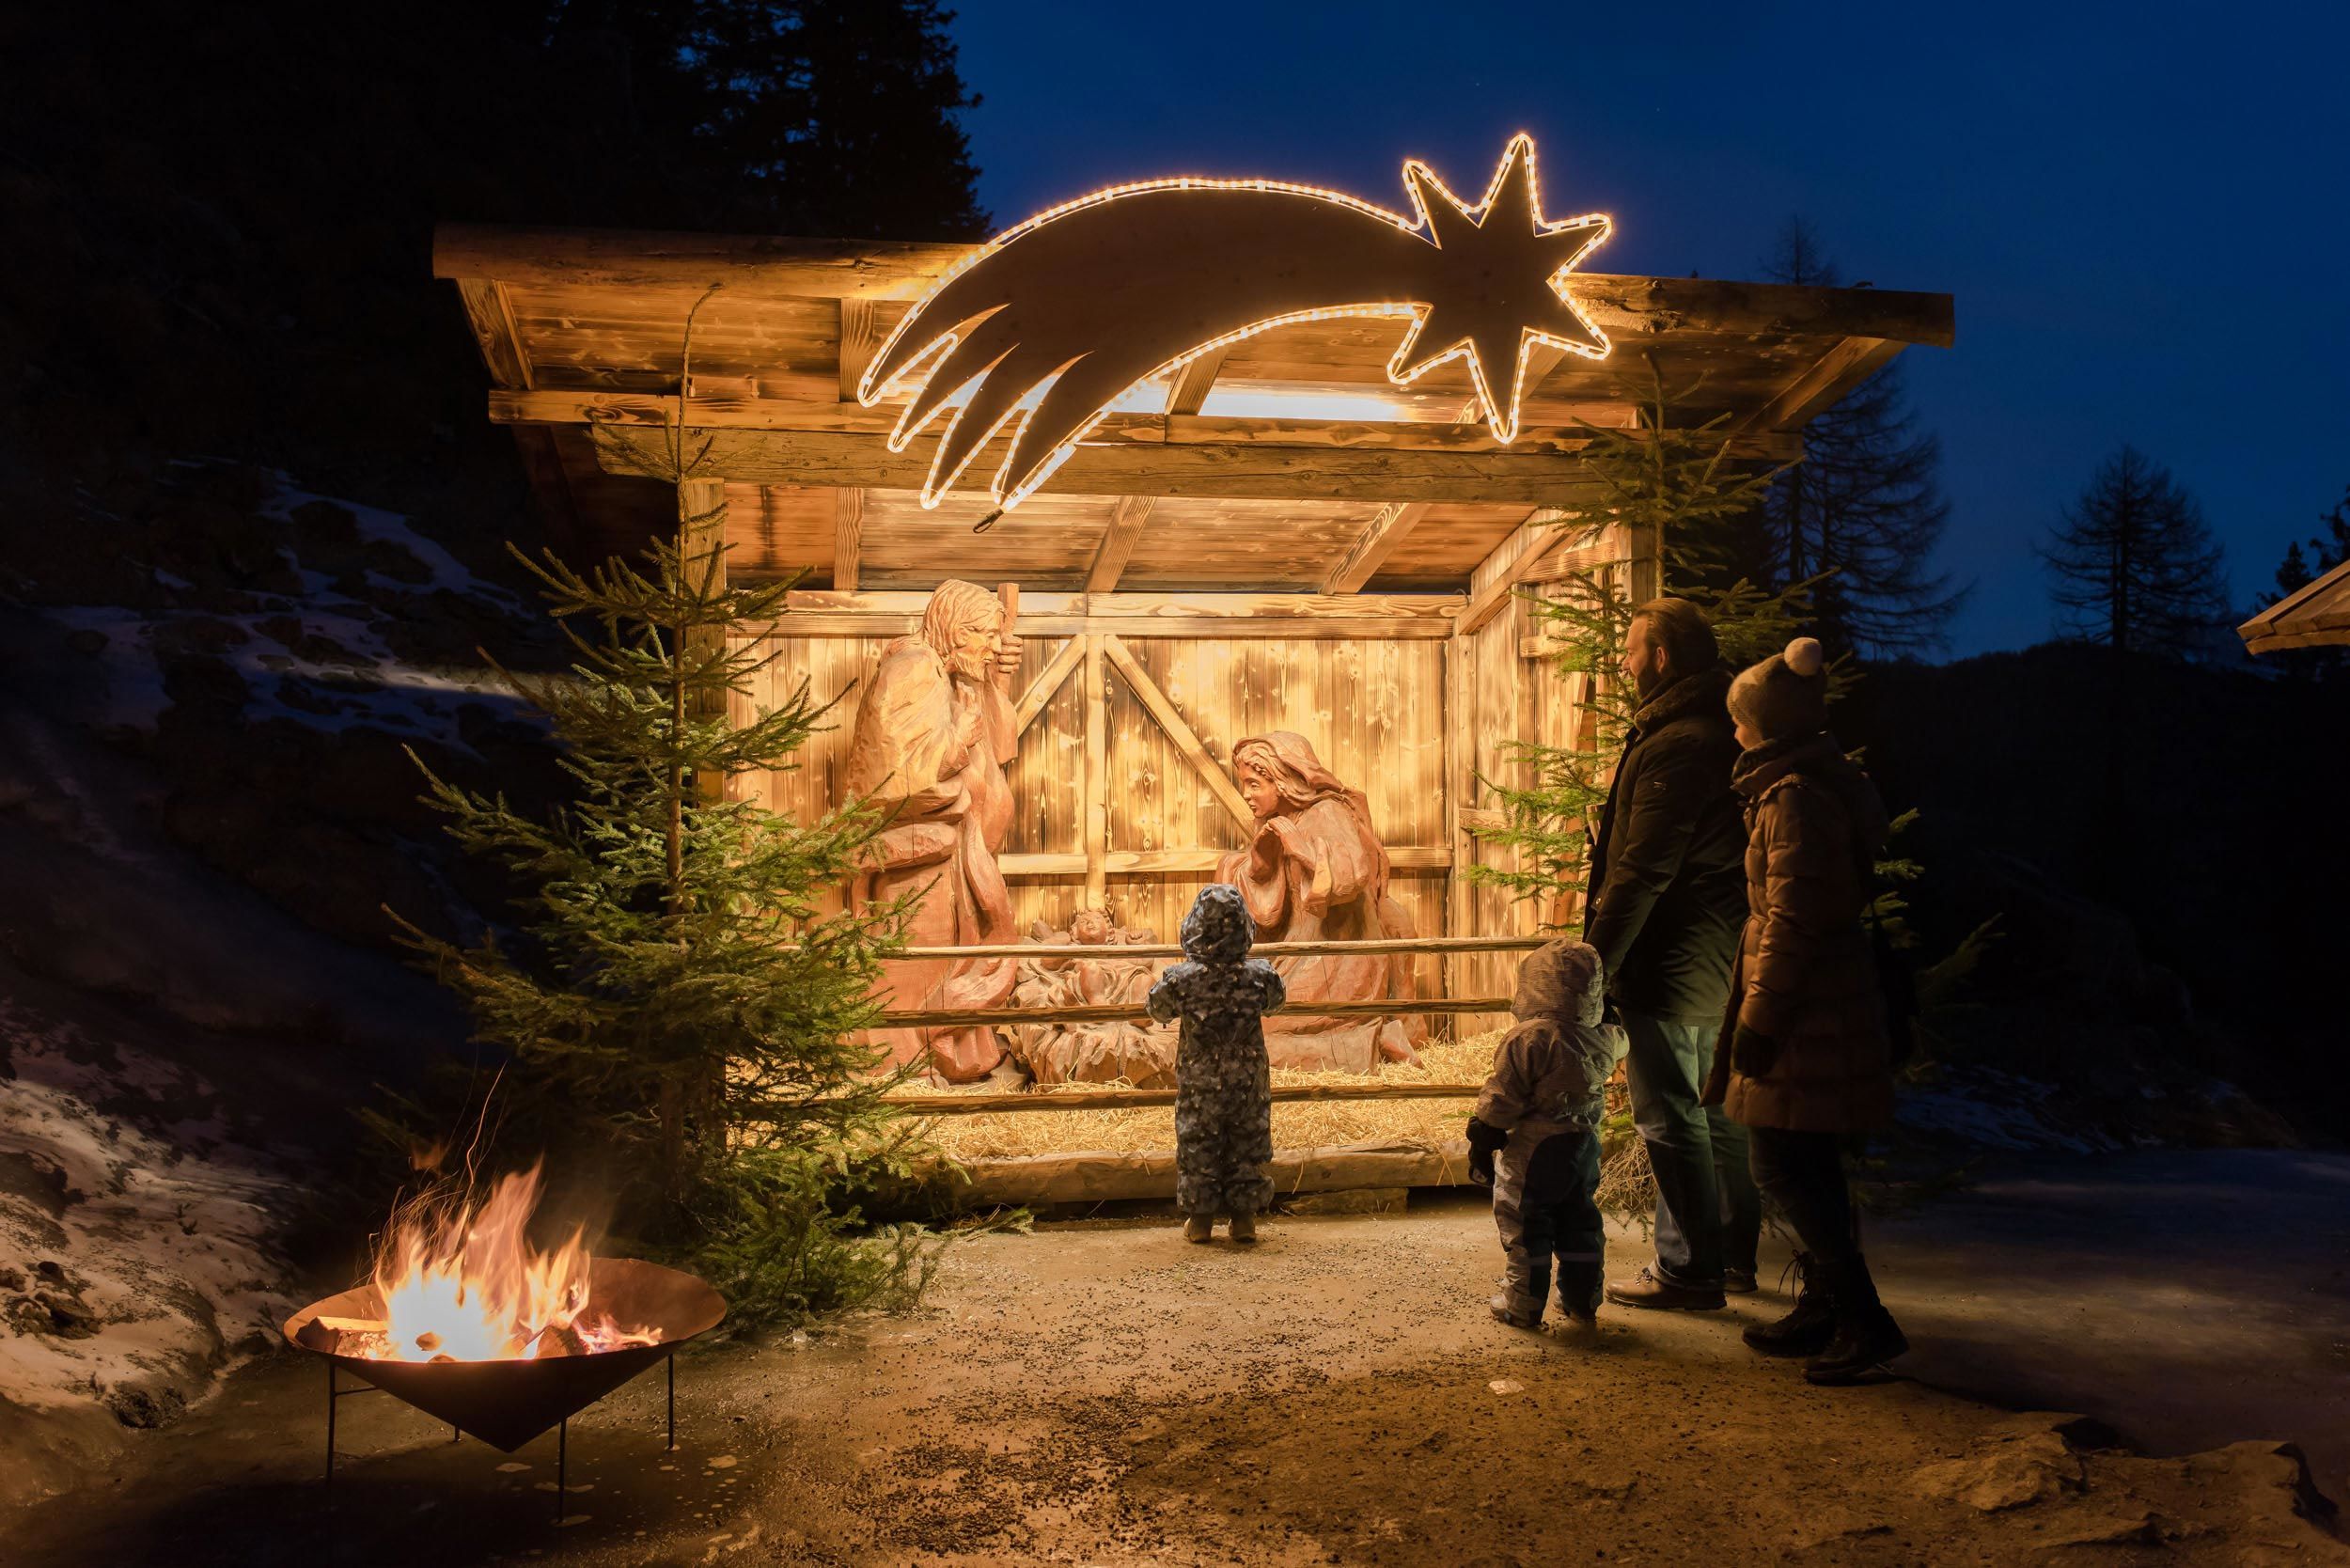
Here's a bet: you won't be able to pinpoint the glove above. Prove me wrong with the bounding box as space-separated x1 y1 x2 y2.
1730 1023 1780 1078
1465 1116 1508 1188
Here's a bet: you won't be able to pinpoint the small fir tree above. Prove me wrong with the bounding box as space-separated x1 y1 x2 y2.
1465 363 1811 918
388 533 931 1323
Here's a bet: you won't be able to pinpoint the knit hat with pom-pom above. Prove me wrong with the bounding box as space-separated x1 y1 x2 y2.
1728 636 1828 741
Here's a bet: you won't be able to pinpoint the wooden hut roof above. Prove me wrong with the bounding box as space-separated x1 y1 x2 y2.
434 222 1954 594
2240 557 2350 652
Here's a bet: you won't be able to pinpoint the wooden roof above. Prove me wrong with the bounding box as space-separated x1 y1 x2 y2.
435 223 1953 593
2240 557 2350 652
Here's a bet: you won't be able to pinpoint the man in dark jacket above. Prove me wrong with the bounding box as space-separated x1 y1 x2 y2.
1585 599 1759 1310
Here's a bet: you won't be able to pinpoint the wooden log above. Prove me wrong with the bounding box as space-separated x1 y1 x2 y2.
452 279 534 390
894 933 1545 962
885 1082 1483 1114
1100 634 1253 832
751 588 1468 641
930 1138 1473 1206
876 996 1510 1028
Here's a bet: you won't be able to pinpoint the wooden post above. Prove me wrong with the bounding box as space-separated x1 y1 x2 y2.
1082 633 1107 907
679 478 728 803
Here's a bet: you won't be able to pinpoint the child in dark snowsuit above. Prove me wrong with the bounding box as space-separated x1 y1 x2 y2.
1148 884 1284 1243
1467 940 1626 1327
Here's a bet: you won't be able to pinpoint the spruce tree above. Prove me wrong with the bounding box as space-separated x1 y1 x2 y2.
1466 364 1807 917
388 533 930 1323
1753 219 1965 658
2040 445 2231 657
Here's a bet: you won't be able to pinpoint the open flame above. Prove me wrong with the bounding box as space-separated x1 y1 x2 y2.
337 1163 658 1362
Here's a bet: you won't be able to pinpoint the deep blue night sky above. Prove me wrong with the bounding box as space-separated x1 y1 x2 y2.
948 2 2348 656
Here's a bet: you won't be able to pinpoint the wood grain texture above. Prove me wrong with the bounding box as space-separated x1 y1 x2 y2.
1084 495 1154 592
1322 502 1431 593
831 487 864 591
453 278 534 390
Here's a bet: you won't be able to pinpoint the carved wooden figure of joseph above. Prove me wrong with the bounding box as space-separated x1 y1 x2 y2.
1216 730 1427 1073
843 580 1023 1081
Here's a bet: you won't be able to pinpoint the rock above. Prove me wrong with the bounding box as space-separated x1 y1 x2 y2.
1487 1379 1524 1395
63 627 107 657
35 1291 101 1340
104 1384 187 1429
1913 1424 2085 1513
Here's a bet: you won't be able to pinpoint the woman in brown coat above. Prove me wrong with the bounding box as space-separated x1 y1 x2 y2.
1706 636 1905 1385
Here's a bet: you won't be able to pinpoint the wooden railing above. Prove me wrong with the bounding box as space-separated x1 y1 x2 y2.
872 933 1543 1113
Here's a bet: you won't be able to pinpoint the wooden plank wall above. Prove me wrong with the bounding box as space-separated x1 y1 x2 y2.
723 528 1653 1035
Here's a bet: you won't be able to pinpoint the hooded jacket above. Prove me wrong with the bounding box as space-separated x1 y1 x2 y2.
1584 665 1748 1023
1711 731 1895 1133
1473 941 1628 1136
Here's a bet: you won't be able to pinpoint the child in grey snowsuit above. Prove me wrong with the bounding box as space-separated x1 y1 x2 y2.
1148 884 1284 1244
1466 940 1627 1327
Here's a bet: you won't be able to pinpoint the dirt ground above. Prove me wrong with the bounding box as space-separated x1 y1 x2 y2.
9 1151 2347 1568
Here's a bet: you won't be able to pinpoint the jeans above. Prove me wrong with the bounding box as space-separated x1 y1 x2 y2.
1747 1126 1858 1269
1623 1007 1761 1286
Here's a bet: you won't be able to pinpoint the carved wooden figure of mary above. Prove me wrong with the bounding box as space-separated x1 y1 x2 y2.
1216 731 1426 1073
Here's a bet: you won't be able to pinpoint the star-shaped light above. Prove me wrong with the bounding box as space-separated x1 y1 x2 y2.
1388 134 1612 444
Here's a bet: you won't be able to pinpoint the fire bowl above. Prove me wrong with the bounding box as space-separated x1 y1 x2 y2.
283 1257 726 1452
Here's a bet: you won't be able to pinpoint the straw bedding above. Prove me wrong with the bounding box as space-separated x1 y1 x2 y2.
916 1029 1509 1162
915 1027 1655 1215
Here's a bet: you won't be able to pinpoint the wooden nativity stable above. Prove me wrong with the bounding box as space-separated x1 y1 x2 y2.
431 144 1952 1191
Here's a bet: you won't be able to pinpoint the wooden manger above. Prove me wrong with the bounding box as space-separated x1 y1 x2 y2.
437 139 1952 1200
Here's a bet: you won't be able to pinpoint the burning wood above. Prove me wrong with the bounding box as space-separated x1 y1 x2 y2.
345 1163 660 1363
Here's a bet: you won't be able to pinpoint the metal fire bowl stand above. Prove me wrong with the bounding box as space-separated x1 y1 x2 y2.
283 1257 727 1517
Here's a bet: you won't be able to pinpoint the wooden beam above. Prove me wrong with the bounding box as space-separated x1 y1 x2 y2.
1740 336 1903 433
586 424 1650 505
838 297 883 401
1455 524 1576 636
881 996 1506 1029
898 933 1543 961
1013 635 1084 733
1082 635 1107 905
922 1139 1471 1207
452 278 534 390
1321 503 1432 593
1165 346 1230 416
886 1082 1483 1114
1100 634 1255 832
832 488 864 591
433 224 1957 347
1084 495 1153 592
756 590 1465 642
1000 846 1449 876
493 389 1801 464
679 477 728 803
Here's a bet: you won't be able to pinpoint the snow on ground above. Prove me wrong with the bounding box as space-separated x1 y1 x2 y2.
0 996 291 1423
44 464 533 745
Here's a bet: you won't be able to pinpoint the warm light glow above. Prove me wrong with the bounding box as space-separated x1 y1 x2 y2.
347 1164 657 1362
857 133 1613 512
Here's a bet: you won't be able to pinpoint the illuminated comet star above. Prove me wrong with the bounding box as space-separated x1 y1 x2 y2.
858 133 1613 510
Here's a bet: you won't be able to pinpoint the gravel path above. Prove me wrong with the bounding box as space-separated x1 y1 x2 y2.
8 1163 2346 1566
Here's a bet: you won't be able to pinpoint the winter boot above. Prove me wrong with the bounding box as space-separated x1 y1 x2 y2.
1742 1253 1838 1357
1227 1210 1257 1244
1489 1294 1543 1329
1804 1254 1908 1386
1183 1215 1214 1244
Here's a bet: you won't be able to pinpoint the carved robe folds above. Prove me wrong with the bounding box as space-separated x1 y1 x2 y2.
843 584 1020 1082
